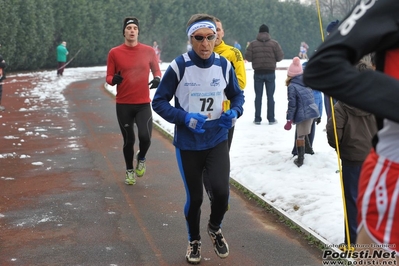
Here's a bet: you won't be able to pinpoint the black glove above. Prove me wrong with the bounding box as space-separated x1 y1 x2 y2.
112 71 123 85
315 117 321 125
148 77 160 89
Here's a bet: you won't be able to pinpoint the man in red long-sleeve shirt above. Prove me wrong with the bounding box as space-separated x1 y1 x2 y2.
106 17 161 185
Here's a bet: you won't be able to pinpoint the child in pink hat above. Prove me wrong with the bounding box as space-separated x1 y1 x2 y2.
284 57 319 167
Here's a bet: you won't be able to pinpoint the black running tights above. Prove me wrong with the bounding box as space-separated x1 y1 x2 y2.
116 103 152 170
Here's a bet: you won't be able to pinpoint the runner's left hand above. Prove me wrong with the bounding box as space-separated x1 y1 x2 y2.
219 109 237 129
148 77 160 89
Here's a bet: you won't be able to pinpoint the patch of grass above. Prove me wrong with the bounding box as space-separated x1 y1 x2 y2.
229 179 326 251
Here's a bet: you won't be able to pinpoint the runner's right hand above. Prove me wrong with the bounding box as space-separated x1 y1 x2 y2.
112 71 123 85
185 113 208 134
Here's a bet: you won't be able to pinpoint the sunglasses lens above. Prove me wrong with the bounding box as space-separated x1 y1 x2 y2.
192 35 216 42
193 35 204 41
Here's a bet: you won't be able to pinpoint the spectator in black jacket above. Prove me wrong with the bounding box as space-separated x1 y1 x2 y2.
323 20 339 122
245 24 284 125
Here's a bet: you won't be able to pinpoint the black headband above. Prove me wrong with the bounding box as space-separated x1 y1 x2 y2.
125 19 138 27
123 18 139 35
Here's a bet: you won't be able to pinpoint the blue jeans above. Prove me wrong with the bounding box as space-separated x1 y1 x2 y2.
342 164 361 245
254 73 276 123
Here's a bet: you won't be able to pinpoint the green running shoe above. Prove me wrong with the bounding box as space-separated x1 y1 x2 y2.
125 170 136 185
135 150 146 177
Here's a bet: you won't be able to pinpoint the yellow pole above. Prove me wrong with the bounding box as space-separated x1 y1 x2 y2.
316 0 325 42
314 0 352 250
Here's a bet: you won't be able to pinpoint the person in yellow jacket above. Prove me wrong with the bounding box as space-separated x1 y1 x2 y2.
213 16 246 149
203 16 247 202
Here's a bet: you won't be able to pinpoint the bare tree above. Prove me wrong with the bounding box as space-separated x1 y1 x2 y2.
319 0 336 17
335 0 358 16
312 0 357 19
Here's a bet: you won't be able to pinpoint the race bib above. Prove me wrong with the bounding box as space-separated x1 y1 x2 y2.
189 89 224 120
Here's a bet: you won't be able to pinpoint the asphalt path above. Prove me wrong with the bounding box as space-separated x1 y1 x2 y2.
0 76 323 265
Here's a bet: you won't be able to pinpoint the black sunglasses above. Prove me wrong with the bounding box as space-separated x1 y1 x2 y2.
191 34 216 42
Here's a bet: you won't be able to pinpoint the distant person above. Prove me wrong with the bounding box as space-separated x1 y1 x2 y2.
326 61 378 248
291 61 323 157
56 41 69 77
298 42 309 59
326 20 339 36
0 51 7 111
106 17 161 185
284 57 319 167
303 0 399 260
233 41 241 51
245 24 284 125
153 41 161 63
152 13 244 264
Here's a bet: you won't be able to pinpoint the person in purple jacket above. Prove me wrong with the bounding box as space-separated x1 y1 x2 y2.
284 57 319 167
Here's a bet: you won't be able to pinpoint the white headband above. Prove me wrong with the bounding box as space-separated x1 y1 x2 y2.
186 21 216 37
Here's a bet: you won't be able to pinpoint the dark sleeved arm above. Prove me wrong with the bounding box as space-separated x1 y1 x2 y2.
152 60 187 125
303 0 399 123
